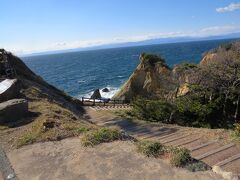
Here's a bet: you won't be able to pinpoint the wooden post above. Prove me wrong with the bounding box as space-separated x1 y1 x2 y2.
82 97 84 105
114 100 115 107
93 99 95 106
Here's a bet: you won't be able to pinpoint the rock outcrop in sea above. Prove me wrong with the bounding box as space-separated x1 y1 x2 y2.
91 89 102 99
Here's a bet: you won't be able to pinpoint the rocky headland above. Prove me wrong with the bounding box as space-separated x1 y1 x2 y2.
113 41 240 102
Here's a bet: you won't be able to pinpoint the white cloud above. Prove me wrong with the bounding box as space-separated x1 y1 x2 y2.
216 3 240 13
42 25 240 52
3 24 240 55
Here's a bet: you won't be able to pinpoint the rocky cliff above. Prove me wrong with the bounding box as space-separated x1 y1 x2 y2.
113 41 240 102
113 53 177 101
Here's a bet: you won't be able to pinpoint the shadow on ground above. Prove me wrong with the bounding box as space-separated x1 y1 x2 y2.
0 111 40 128
100 117 179 139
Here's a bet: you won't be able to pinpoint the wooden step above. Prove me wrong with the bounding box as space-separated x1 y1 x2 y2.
221 158 240 175
157 130 185 140
182 138 207 149
141 129 179 140
161 134 190 144
202 146 239 166
191 142 222 157
189 140 217 151
215 153 240 167
167 137 201 147
195 143 235 160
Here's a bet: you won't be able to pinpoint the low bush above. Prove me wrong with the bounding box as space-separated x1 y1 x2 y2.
234 123 240 136
232 123 240 140
136 140 164 158
81 128 122 147
185 161 211 172
136 140 193 168
169 147 191 167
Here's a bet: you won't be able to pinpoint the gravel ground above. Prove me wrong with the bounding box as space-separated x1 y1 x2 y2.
7 137 221 180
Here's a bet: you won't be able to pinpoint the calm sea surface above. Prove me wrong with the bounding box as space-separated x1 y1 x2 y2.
21 39 236 99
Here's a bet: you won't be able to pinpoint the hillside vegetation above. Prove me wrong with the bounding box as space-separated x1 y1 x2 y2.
0 49 91 148
128 41 240 129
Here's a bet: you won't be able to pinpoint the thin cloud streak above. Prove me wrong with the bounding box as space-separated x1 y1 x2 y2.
216 3 240 13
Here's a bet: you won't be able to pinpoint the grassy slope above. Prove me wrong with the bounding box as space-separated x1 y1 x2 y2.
0 51 92 149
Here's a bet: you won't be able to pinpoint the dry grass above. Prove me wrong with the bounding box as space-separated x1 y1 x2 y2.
136 140 209 171
81 128 122 147
136 140 191 166
15 99 93 148
0 125 8 130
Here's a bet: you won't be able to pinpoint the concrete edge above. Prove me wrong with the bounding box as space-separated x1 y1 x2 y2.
212 166 239 180
0 145 18 180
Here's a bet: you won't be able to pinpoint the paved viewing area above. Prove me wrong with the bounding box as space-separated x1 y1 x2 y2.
85 107 240 177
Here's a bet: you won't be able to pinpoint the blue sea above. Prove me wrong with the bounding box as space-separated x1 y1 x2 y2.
21 39 236 99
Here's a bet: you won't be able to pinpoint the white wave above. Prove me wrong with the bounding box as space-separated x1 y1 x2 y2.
101 86 119 99
78 80 86 84
80 86 120 99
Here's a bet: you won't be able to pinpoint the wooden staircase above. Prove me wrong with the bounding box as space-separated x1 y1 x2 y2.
85 107 240 177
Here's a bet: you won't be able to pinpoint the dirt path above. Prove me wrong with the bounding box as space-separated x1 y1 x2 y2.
8 138 220 180
85 107 240 177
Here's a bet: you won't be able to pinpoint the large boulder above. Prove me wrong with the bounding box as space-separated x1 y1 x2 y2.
0 99 28 123
0 79 21 103
102 88 110 93
91 89 101 99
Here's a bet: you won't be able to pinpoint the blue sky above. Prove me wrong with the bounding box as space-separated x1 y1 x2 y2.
0 0 240 54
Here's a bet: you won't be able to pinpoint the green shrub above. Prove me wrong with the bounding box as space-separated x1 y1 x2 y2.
81 128 122 147
169 147 191 167
234 123 240 136
232 123 240 140
140 53 166 66
174 95 223 128
131 95 228 128
136 140 165 158
185 161 210 172
132 98 174 123
136 141 194 168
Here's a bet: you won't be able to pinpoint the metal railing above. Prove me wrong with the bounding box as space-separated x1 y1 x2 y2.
81 97 129 106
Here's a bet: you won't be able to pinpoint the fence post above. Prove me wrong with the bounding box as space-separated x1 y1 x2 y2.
93 99 95 106
82 97 84 105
